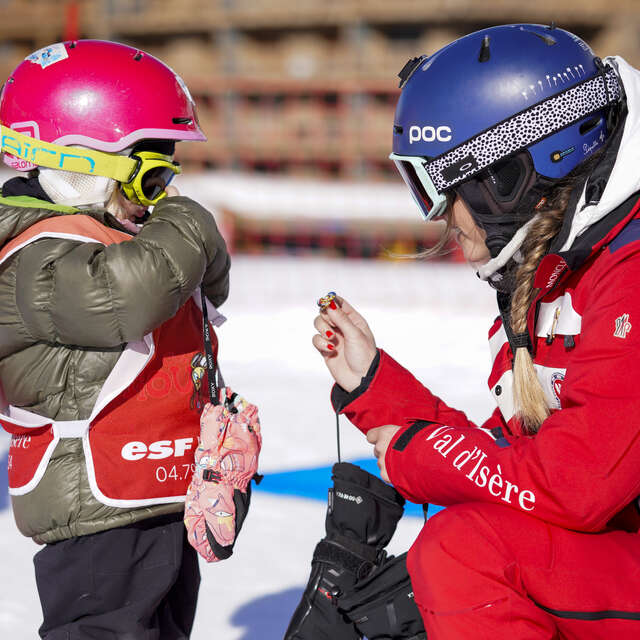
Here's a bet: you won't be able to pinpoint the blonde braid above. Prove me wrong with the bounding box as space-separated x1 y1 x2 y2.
510 188 573 433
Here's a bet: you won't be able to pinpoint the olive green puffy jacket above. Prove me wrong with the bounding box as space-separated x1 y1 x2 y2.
0 194 230 544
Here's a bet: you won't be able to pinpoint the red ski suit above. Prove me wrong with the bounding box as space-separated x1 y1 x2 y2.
335 190 640 634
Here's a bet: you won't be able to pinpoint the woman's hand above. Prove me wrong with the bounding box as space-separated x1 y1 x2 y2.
312 296 377 392
367 425 402 482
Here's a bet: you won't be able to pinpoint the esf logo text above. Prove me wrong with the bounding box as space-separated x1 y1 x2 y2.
409 125 452 143
121 437 195 461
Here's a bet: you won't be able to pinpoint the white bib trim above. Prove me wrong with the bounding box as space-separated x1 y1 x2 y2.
5 333 156 498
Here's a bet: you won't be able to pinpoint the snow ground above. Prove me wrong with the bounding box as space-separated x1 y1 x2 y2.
0 254 497 639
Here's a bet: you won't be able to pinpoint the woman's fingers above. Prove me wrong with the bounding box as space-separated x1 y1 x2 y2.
335 296 376 342
313 314 338 341
323 301 377 379
319 296 374 345
368 426 401 483
366 427 380 444
313 314 339 354
323 302 363 341
312 333 363 392
311 332 336 355
373 443 390 482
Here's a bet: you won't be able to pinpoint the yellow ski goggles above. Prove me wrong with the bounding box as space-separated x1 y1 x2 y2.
1 125 181 207
120 151 181 207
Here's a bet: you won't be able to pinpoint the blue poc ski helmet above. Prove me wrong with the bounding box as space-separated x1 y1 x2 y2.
391 24 622 257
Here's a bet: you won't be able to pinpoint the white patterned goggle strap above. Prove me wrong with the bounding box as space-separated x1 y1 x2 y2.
426 66 622 192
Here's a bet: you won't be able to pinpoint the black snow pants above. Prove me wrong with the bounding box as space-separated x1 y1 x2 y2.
34 513 200 639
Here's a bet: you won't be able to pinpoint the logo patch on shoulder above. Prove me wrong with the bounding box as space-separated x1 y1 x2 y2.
614 313 632 339
550 372 564 407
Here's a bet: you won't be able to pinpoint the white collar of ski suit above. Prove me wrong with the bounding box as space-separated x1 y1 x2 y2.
478 56 640 280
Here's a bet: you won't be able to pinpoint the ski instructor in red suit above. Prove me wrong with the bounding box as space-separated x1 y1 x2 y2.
313 24 640 639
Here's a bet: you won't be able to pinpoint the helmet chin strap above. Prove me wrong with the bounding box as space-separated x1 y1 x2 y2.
476 215 539 283
454 151 556 290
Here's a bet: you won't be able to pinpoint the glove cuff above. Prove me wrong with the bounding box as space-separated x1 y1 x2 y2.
314 534 385 584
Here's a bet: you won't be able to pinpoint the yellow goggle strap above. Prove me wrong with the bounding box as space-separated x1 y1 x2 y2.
1 125 137 183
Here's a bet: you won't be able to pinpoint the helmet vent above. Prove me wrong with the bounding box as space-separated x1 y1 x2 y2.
519 27 557 46
478 36 491 63
173 117 193 125
133 52 143 61
398 55 428 89
579 115 601 135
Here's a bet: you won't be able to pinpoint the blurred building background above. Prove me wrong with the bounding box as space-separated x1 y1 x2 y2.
1 0 640 258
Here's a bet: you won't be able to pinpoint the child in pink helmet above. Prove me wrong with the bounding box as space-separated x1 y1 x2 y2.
0 41 230 638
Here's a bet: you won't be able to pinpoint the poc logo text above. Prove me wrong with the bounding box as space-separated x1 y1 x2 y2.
409 125 452 144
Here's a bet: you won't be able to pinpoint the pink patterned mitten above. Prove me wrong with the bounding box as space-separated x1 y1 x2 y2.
184 389 262 562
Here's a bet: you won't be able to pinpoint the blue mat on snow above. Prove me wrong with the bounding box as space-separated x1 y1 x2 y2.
255 457 443 519
0 451 443 518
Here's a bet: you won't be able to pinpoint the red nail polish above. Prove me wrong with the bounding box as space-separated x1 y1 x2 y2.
327 343 334 351
325 330 333 338
329 300 337 310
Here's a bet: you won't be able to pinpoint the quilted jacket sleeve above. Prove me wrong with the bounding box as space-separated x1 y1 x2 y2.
11 196 230 347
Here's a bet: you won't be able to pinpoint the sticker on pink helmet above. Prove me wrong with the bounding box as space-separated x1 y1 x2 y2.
25 44 68 69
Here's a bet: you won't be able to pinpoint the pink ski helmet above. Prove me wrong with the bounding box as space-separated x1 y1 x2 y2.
0 40 206 171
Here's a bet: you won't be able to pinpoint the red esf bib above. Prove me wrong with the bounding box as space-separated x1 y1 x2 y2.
0 214 225 508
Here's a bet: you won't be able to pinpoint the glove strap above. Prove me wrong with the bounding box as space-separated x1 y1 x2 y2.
315 535 384 581
200 286 224 405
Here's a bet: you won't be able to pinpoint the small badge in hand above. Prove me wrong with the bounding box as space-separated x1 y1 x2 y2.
317 291 337 311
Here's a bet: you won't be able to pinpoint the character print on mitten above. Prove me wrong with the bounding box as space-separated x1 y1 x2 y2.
184 388 262 562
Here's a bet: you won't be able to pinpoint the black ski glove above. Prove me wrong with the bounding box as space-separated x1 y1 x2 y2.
284 463 405 640
338 552 427 640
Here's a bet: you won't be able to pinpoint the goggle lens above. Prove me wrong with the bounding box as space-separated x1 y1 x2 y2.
390 153 449 221
395 159 434 215
141 165 177 200
123 151 181 206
